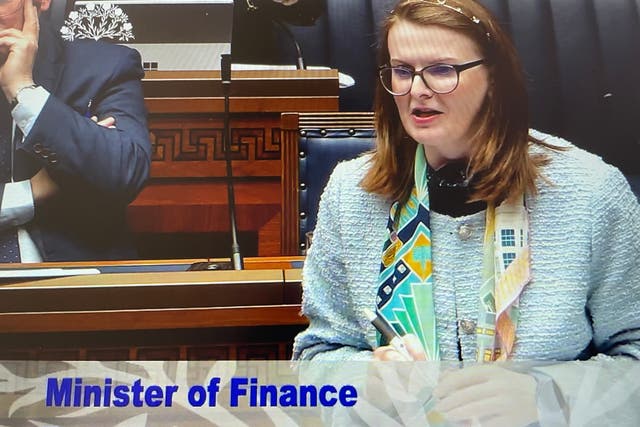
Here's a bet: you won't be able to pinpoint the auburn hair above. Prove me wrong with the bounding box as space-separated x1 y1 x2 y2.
361 0 549 205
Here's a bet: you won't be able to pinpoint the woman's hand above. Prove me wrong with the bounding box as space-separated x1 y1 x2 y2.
433 365 539 427
372 334 427 361
363 337 439 425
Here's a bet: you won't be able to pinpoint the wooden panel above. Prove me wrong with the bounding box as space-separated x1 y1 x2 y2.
137 347 182 361
128 181 280 256
0 264 308 361
86 348 130 361
284 266 303 305
280 113 302 255
237 344 280 360
0 270 286 313
143 69 339 98
145 97 339 114
0 268 307 333
129 182 279 230
1 269 285 288
0 306 305 333
133 70 340 257
187 345 230 360
147 115 281 178
38 349 81 361
0 256 304 270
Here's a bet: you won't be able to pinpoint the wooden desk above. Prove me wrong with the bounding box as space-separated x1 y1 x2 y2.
129 182 281 256
130 70 339 258
0 257 306 360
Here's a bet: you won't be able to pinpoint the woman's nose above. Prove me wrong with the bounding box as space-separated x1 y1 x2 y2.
410 73 435 98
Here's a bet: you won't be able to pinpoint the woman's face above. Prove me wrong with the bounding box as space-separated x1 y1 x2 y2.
387 20 489 168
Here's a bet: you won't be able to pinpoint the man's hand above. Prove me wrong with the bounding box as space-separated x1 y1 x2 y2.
0 0 39 102
91 115 116 129
30 167 58 204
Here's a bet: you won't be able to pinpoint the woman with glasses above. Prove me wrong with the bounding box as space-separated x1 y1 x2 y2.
293 0 640 424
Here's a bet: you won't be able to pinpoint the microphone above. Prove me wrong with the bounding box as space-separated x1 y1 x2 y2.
220 54 244 270
221 53 232 84
189 54 242 271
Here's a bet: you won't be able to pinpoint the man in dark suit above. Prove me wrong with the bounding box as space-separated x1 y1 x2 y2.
0 0 151 262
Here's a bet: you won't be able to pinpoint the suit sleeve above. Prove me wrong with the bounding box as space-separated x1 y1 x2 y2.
18 47 151 203
293 162 375 361
588 166 640 358
532 168 640 425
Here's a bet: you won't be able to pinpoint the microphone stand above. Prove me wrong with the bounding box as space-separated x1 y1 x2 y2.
221 54 244 270
188 54 244 272
272 18 305 69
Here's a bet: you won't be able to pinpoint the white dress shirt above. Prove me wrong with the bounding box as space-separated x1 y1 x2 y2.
1 86 50 262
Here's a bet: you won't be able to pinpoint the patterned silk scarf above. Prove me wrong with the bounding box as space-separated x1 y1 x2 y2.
376 144 531 361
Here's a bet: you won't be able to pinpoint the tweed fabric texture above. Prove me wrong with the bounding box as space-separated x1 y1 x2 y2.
293 130 640 362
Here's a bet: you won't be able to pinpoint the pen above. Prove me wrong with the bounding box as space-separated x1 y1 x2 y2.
364 308 413 361
84 99 93 118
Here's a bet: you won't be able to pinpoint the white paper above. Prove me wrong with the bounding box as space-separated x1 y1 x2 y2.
0 268 101 279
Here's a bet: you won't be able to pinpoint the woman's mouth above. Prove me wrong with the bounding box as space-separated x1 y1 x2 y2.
411 108 443 122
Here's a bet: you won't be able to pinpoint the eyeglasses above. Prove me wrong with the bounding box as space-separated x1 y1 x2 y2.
379 59 485 96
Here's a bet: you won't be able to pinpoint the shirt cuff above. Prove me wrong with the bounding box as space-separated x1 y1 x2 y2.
11 86 50 137
0 180 35 228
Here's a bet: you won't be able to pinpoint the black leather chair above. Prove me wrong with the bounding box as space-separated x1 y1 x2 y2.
628 175 640 200
280 112 375 255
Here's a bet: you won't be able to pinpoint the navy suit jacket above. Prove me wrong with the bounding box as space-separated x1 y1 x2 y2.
3 20 151 261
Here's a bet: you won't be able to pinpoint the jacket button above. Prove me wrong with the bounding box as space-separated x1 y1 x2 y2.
33 143 43 154
459 319 477 335
458 224 473 240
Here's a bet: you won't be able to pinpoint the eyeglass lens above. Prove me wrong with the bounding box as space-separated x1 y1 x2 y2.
380 64 459 95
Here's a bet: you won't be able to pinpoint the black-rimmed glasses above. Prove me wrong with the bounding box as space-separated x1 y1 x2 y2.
379 59 485 96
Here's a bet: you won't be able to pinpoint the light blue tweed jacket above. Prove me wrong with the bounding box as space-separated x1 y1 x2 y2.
293 131 640 362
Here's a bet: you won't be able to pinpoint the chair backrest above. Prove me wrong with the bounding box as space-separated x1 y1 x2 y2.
280 112 375 255
478 0 640 177
627 175 640 200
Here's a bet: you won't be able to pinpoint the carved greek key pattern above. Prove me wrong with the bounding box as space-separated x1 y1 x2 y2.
150 126 283 162
149 129 181 162
213 128 252 161
257 127 281 160
184 128 220 161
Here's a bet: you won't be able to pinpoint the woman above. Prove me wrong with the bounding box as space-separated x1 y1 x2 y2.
293 0 639 423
